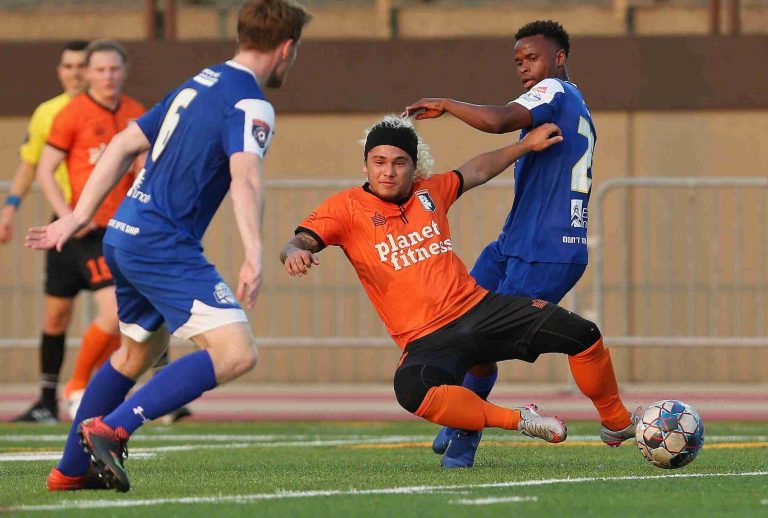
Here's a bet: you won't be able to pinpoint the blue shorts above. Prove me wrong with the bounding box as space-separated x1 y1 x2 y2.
103 244 247 341
470 240 586 303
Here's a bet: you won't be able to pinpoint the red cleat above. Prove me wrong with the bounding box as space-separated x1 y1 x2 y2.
78 417 131 492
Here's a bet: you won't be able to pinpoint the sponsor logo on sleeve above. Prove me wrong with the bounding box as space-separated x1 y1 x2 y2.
252 119 271 148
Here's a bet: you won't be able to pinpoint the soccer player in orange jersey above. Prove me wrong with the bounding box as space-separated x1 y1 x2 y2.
35 40 144 420
282 116 637 468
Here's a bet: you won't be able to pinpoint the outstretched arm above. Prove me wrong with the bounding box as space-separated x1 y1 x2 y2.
281 232 321 277
26 122 150 251
403 98 533 134
459 123 563 193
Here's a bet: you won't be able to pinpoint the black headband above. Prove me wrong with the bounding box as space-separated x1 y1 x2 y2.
364 125 418 166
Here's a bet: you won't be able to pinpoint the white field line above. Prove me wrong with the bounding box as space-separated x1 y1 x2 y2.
0 452 156 462
12 471 768 512
1 433 766 444
450 496 538 505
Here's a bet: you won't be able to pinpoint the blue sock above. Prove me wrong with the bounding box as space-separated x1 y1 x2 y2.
104 350 217 435
58 361 136 476
462 370 498 400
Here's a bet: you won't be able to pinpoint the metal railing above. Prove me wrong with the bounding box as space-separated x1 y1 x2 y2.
592 177 768 347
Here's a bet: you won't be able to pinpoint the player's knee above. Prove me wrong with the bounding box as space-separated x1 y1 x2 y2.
227 339 259 378
43 308 73 334
393 365 455 414
539 307 602 356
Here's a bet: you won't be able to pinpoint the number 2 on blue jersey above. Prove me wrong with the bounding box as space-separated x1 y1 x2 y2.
571 115 594 194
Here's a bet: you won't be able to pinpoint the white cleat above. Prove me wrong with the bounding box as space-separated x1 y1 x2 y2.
600 406 643 447
517 403 567 443
66 389 85 421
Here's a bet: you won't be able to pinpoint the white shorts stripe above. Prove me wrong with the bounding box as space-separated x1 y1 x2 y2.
173 299 249 340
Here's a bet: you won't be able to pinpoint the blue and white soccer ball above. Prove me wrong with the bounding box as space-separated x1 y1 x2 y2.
635 400 704 469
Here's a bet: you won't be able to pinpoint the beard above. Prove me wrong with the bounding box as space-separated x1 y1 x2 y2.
265 66 286 88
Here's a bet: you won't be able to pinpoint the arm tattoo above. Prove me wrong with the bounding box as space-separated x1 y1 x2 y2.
280 232 320 263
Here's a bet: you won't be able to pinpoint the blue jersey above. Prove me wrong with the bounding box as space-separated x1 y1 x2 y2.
498 78 595 264
104 61 275 259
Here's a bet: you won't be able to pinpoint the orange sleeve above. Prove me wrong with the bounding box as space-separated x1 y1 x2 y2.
423 171 463 211
46 103 78 152
295 192 350 250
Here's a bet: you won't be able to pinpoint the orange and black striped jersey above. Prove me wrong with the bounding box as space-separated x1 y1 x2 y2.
297 171 488 349
47 93 145 227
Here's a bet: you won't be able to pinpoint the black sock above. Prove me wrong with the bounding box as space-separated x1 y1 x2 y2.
40 333 66 407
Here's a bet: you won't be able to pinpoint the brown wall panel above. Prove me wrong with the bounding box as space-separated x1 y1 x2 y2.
1 37 767 116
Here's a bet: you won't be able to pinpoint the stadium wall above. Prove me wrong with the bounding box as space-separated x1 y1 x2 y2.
1 36 767 384
0 3 767 41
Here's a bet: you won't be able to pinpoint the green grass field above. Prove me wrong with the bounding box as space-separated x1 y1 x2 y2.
1 420 766 517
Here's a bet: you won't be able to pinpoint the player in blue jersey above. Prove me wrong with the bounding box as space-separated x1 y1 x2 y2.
405 20 636 467
26 0 312 492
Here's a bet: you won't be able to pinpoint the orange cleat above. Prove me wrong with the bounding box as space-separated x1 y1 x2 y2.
47 464 109 491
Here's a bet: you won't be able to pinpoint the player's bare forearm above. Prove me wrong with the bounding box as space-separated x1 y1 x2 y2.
459 123 563 192
281 232 320 277
36 146 72 219
74 125 148 226
8 160 36 200
229 153 264 264
444 100 521 134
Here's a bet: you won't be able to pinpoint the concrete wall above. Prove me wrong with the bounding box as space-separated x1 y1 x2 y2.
2 110 767 383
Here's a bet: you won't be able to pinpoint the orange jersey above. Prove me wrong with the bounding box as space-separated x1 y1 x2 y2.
47 93 145 227
297 171 488 349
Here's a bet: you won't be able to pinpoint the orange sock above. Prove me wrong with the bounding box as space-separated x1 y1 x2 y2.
92 334 121 375
568 338 631 430
65 324 121 395
414 385 521 430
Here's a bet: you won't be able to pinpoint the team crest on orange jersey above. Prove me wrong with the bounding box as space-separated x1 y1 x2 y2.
415 190 436 212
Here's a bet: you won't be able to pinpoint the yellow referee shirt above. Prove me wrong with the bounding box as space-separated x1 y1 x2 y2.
19 93 72 203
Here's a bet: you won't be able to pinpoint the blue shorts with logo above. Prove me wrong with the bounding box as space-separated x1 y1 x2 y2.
470 239 586 303
103 243 247 341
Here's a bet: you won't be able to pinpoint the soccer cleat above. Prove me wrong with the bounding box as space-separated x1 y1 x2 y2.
517 403 567 443
12 400 58 424
431 425 454 454
160 405 193 425
600 406 643 447
78 417 131 492
47 463 110 491
440 429 482 469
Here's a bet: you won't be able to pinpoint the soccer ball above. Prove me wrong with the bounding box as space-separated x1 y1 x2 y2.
635 400 704 469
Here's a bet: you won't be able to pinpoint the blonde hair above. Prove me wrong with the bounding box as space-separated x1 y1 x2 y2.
359 115 434 181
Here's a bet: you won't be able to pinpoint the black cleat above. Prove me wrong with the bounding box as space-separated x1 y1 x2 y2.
12 400 58 423
78 416 131 492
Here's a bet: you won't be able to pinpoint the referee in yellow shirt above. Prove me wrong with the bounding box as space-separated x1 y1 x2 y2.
3 40 88 422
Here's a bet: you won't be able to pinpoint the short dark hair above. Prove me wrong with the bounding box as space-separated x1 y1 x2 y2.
515 20 570 57
238 0 312 52
84 39 128 65
62 40 89 53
